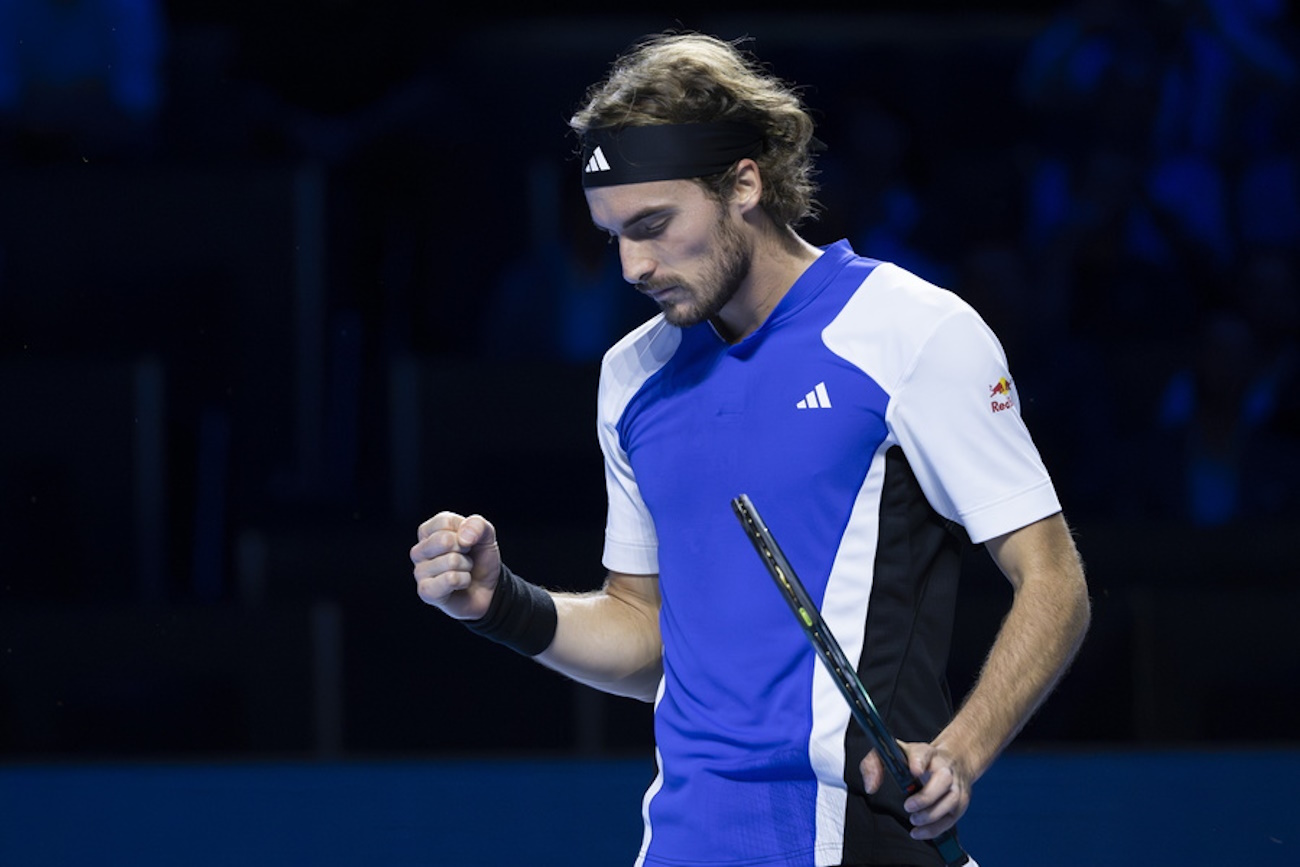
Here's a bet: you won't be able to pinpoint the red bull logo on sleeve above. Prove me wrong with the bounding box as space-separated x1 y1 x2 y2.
989 376 1015 413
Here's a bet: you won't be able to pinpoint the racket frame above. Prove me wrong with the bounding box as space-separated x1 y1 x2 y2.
731 493 970 867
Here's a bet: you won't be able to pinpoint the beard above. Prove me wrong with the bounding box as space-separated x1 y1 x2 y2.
642 211 752 329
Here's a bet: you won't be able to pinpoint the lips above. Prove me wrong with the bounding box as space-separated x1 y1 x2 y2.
642 284 680 302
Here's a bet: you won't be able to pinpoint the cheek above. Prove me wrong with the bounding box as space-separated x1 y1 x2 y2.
674 224 728 271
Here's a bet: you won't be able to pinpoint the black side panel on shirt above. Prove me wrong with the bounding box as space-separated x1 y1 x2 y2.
840 445 968 866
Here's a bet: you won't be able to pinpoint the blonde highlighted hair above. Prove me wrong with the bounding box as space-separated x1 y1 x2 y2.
570 32 820 228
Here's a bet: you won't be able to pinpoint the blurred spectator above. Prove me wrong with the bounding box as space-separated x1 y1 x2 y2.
1131 0 1300 287
1150 0 1297 159
1018 0 1170 179
485 160 651 363
843 95 954 289
0 0 166 162
1154 284 1300 525
1234 107 1300 253
1017 1 1192 342
1238 247 1300 441
1153 312 1255 525
1015 0 1300 525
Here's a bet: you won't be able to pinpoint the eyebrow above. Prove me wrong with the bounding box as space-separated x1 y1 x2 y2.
622 206 672 230
595 204 674 237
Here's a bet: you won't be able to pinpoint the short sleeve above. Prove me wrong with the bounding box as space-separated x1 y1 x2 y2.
596 319 676 575
886 305 1061 543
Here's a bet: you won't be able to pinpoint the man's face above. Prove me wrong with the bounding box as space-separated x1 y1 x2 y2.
585 179 752 329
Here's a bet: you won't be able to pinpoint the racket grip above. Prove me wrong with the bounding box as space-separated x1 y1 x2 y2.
932 828 969 866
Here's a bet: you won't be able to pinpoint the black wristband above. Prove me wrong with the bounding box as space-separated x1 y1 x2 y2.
463 563 558 656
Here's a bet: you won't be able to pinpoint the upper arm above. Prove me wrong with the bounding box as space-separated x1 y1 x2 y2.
983 512 1087 599
598 570 663 660
604 569 662 614
542 570 663 701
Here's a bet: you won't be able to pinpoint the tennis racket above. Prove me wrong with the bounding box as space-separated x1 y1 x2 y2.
731 493 970 867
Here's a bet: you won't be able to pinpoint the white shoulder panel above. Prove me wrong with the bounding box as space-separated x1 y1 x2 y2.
597 315 680 574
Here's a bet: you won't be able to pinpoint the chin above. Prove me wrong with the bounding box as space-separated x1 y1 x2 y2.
662 304 709 328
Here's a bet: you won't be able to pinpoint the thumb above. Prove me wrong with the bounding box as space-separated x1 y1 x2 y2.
859 750 884 794
457 514 498 551
904 741 935 782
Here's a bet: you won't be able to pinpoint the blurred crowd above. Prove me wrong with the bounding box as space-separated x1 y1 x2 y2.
1007 0 1300 526
2 0 1298 532
487 0 1300 529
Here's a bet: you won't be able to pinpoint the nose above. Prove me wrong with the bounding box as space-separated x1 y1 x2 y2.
618 237 654 285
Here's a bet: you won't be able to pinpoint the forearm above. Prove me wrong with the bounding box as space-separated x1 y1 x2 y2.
938 517 1090 780
466 568 663 701
411 513 662 700
539 584 663 701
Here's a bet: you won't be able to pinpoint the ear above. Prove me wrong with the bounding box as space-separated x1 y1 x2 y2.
730 158 763 215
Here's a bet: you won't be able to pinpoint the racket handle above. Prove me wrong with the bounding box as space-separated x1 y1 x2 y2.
931 828 969 866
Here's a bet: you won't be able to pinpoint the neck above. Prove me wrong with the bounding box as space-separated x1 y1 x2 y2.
713 225 822 343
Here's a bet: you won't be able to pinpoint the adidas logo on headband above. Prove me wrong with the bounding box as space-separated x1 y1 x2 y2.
579 122 764 188
584 146 612 175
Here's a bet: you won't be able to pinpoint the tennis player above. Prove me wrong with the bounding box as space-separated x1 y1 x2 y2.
411 31 1090 867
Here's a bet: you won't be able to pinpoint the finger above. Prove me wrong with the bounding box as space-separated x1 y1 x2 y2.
410 527 469 564
904 741 935 783
859 750 884 794
413 553 496 620
412 548 475 580
901 751 950 813
417 511 464 542
456 513 497 550
414 566 471 606
908 785 963 840
905 767 960 825
904 752 969 841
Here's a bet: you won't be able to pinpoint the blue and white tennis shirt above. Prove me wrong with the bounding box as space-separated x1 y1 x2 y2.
597 240 1059 867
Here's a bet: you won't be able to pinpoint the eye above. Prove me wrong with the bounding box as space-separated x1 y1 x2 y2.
627 219 667 242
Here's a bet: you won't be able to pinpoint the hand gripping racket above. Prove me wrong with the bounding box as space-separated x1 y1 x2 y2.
731 494 970 867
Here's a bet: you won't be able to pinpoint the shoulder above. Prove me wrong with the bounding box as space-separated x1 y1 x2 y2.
824 261 991 393
600 313 681 385
598 314 681 423
854 261 977 329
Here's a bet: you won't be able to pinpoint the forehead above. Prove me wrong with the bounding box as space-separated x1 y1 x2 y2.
584 178 711 233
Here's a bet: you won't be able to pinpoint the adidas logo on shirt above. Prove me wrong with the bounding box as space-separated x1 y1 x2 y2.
796 382 832 410
585 147 611 174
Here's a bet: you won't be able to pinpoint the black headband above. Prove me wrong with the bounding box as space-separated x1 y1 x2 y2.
580 122 764 188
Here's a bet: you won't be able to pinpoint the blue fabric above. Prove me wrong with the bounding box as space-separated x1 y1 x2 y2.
613 243 887 863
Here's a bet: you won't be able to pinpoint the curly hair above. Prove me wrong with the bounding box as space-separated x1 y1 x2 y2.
570 32 820 228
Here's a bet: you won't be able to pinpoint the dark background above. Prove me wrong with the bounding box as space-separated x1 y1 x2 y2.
2 0 1298 762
